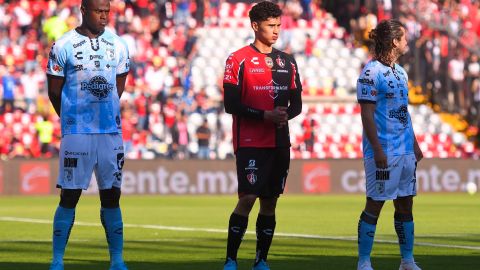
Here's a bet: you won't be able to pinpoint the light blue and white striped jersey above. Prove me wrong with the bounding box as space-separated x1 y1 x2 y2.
47 28 129 135
356 60 415 159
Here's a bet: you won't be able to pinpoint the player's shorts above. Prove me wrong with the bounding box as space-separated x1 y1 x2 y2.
58 133 124 190
364 153 417 201
236 147 290 198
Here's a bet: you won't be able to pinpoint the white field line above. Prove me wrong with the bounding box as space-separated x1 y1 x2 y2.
1 216 480 251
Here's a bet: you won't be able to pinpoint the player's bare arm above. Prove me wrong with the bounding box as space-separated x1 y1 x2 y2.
360 102 387 168
47 75 65 117
116 73 128 98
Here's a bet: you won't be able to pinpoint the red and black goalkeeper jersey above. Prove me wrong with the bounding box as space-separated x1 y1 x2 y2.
223 44 302 152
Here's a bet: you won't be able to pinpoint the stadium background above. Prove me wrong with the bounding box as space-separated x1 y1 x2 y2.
0 0 479 269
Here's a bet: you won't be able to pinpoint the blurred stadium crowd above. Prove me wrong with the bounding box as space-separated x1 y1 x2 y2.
0 0 479 160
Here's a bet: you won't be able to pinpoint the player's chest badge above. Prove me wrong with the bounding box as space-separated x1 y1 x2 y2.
276 55 285 68
106 48 116 61
265 56 273 68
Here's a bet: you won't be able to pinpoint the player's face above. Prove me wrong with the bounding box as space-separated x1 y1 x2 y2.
253 17 281 47
395 27 408 55
81 0 110 34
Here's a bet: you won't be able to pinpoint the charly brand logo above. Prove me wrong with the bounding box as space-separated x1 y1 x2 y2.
81 76 114 99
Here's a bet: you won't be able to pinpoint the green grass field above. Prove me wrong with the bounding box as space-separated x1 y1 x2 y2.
0 194 479 270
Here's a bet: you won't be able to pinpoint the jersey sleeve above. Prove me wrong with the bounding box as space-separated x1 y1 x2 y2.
116 38 130 76
357 64 379 103
223 53 241 86
46 42 67 77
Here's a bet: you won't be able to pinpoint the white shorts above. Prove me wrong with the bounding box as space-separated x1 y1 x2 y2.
364 154 417 201
58 134 124 190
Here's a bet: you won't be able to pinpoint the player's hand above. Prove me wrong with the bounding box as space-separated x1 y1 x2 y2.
265 106 288 126
374 148 388 169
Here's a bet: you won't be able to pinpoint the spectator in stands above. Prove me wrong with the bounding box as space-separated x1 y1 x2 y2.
356 19 423 270
35 112 54 157
171 112 189 159
1 66 17 113
448 51 466 114
196 118 211 159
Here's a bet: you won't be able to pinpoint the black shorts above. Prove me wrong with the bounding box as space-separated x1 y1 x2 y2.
236 147 290 198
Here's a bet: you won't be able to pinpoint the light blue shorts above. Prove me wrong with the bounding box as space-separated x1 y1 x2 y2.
364 154 417 201
58 134 124 190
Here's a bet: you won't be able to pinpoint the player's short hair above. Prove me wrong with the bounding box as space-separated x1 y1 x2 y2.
249 1 282 23
369 19 406 58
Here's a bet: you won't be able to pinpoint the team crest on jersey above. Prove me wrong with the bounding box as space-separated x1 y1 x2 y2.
247 172 257 185
265 57 273 68
81 76 114 99
275 55 285 68
106 48 115 60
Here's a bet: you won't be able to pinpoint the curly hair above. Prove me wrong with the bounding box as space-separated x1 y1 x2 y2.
369 19 406 60
249 1 282 23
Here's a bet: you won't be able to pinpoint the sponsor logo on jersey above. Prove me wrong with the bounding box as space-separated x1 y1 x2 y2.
245 159 258 185
251 57 259 65
64 158 78 168
73 40 86 48
376 169 390 180
264 56 273 68
95 60 100 68
65 151 88 156
275 69 288 73
383 70 391 77
388 105 409 127
74 64 84 71
386 92 395 99
101 38 114 46
90 55 104 60
275 55 285 68
358 78 374 86
249 68 265 73
253 80 288 99
81 76 114 99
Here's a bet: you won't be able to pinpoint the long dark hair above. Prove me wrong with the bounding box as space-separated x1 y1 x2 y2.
369 19 406 61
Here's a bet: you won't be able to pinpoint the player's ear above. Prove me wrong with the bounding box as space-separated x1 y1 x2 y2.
251 21 259 32
80 5 86 16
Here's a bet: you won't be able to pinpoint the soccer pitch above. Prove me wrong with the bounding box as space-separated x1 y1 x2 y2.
0 194 479 269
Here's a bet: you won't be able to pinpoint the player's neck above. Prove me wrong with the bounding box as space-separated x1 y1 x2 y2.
76 25 104 39
252 40 273 54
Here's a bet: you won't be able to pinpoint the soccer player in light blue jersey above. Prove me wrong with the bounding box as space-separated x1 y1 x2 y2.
356 19 423 270
46 0 129 269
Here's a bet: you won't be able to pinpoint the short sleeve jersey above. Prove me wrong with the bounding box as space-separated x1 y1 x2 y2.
223 45 302 151
47 29 129 135
356 60 414 158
